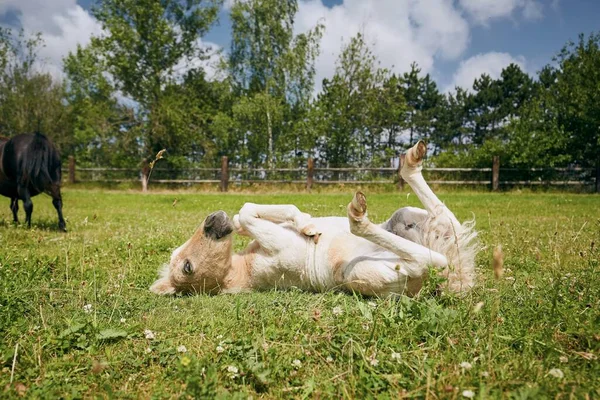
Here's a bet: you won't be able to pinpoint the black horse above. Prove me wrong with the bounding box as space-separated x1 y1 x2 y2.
0 133 66 231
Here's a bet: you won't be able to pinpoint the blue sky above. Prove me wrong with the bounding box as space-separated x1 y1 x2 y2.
1 0 599 92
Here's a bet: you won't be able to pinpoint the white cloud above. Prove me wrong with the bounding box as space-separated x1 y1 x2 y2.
0 0 102 80
458 0 544 25
447 52 527 92
295 0 470 93
171 40 226 82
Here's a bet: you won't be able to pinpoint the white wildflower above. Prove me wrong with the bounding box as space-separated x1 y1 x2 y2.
144 329 155 340
368 354 379 367
177 345 187 353
120 318 126 323
462 390 475 398
227 365 238 374
391 352 401 360
216 345 225 354
505 276 515 281
548 368 564 379
460 361 473 370
559 356 568 363
332 306 343 316
227 365 239 378
326 356 334 363
292 359 302 369
481 371 489 377
367 301 377 308
145 347 152 354
216 334 223 339
83 304 93 313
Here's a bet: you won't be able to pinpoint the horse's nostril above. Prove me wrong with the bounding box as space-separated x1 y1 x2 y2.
204 211 232 239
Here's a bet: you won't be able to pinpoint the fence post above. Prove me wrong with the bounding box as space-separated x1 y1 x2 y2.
307 158 314 191
68 156 76 184
492 156 500 191
141 159 150 193
397 154 406 191
220 156 229 192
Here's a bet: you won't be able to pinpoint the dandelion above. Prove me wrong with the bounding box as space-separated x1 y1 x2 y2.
180 356 191 367
216 345 225 354
460 361 473 370
177 345 187 353
391 352 401 360
144 329 155 340
462 390 475 398
473 302 484 313
332 306 343 316
292 359 302 369
548 368 564 379
120 318 126 323
83 304 93 313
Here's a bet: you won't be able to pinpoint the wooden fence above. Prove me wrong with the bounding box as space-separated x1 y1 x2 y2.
64 155 600 192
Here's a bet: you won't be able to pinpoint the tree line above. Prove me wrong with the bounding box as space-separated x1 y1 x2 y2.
0 0 598 171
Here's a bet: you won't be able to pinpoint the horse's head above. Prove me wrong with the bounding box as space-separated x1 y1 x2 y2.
150 211 234 295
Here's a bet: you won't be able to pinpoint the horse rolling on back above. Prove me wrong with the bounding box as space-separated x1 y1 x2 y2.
0 133 66 231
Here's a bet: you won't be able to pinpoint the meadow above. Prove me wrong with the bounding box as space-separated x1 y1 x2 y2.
0 188 598 399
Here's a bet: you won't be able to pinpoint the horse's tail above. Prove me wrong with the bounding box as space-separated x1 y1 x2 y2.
22 132 59 192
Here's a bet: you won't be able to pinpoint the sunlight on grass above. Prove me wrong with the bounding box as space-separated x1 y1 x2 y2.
0 190 599 398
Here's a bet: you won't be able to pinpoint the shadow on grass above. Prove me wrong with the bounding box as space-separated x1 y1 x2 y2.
0 217 66 232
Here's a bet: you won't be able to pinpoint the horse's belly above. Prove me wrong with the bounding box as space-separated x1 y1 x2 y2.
0 179 17 198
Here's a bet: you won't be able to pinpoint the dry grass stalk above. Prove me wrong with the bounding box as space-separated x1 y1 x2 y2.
493 245 504 279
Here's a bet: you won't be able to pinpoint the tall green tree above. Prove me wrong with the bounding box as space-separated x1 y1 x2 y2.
0 28 69 143
228 0 322 167
552 32 600 168
316 34 388 167
399 63 442 145
88 0 222 162
63 45 137 165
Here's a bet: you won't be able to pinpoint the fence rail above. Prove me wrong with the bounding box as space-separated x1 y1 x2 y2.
63 155 600 192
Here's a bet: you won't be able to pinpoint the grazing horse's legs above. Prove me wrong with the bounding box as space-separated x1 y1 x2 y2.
49 184 66 231
17 185 33 228
10 197 19 223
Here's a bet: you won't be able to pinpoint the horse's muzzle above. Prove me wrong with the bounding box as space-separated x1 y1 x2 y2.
204 211 233 240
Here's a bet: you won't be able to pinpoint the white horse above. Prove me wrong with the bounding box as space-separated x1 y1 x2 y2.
150 141 478 297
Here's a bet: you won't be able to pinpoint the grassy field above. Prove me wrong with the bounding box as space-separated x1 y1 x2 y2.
0 189 598 399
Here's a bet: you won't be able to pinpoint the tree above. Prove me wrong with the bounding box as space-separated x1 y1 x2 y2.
0 28 70 143
552 32 600 168
228 0 322 167
315 34 389 167
63 45 137 166
399 63 442 145
88 0 222 161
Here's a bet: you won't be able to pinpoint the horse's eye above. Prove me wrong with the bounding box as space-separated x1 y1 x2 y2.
183 260 193 275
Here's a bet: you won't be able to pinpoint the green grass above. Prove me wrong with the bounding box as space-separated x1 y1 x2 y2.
0 189 599 398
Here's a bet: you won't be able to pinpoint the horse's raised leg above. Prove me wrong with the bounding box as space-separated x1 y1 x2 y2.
49 184 66 232
17 185 33 228
10 197 19 223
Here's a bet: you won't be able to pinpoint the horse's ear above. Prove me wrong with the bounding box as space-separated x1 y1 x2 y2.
150 277 176 295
